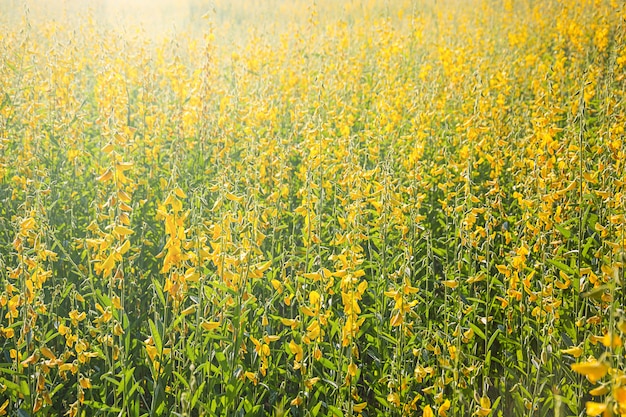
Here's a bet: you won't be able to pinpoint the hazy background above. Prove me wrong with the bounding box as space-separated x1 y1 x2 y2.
0 0 383 40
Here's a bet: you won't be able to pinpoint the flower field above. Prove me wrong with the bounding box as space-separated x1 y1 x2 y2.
1 0 625 415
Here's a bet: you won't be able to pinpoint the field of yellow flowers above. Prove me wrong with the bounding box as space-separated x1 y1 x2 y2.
1 0 625 415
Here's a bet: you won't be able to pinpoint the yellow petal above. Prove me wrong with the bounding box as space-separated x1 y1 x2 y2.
348 362 358 377
571 360 608 383
225 192 243 203
181 305 196 315
438 399 451 417
21 352 38 367
174 187 187 198
496 265 509 275
116 161 134 172
301 306 316 317
442 280 458 289
96 169 113 182
270 279 283 293
304 377 320 389
118 190 132 203
79 376 92 389
117 239 131 255
480 396 491 409
114 225 134 236
354 402 367 412
560 346 583 358
599 333 621 348
474 397 492 417
201 321 220 331
101 142 115 154
20 217 36 233
290 396 302 406
585 401 606 416
613 386 626 406
387 392 400 407
254 260 272 273
588 385 609 396
390 311 403 327
303 272 321 281
40 347 56 360
309 290 321 306
384 289 399 298
280 318 297 327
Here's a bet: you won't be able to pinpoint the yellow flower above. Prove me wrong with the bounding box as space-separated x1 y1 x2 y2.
112 295 122 310
79 375 92 389
0 327 14 338
588 385 609 396
21 352 38 367
584 401 606 416
201 321 220 331
614 386 626 412
288 340 303 363
571 360 609 383
390 311 403 327
113 225 134 237
387 392 400 407
353 402 367 412
304 377 320 389
40 346 56 360
438 399 451 417
442 280 458 289
473 396 491 416
560 346 583 358
347 362 358 377
113 322 125 336
96 168 113 182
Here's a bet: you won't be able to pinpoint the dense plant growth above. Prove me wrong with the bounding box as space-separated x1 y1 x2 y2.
0 0 625 415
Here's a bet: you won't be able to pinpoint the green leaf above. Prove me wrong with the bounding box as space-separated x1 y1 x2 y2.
376 396 390 408
191 381 206 409
152 277 166 307
492 396 502 411
546 259 576 276
102 373 121 388
116 367 136 396
582 236 596 260
487 328 500 351
581 285 609 300
583 206 597 229
328 405 344 417
469 323 486 341
312 401 323 416
173 371 190 390
215 351 228 367
554 223 571 239
82 401 122 413
0 93 10 111
19 380 29 397
0 377 22 395
149 319 163 353
318 357 338 371
379 332 397 345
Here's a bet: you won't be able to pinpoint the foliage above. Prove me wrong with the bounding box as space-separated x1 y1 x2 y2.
0 0 625 416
